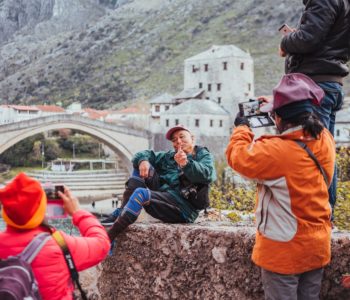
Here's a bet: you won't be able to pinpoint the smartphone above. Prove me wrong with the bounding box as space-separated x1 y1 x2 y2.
238 100 275 128
279 24 293 36
43 184 67 219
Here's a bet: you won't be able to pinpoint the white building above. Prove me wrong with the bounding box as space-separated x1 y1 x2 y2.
0 105 40 124
149 93 176 119
184 45 254 119
106 106 150 130
334 98 350 147
160 99 230 137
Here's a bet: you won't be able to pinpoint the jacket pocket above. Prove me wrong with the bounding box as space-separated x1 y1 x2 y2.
256 178 298 242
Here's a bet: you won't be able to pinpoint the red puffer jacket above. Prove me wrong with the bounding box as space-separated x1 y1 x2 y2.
0 210 110 300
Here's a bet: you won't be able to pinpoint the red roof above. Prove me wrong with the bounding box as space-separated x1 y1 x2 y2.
114 106 148 114
83 108 109 120
36 105 65 113
8 105 39 111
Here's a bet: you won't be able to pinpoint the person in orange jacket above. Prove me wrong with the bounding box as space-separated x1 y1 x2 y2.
0 173 110 300
226 73 335 300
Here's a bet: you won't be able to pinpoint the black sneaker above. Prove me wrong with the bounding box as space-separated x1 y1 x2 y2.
100 208 122 226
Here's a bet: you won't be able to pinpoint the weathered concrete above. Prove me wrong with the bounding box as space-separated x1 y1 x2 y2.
80 222 350 300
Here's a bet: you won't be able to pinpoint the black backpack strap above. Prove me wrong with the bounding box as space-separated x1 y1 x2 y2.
19 232 51 264
52 231 88 300
294 140 329 186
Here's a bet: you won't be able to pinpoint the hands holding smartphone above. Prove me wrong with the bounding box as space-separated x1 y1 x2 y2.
279 24 293 36
44 184 79 218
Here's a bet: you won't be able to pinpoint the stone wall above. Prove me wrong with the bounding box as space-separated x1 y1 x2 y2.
81 222 350 300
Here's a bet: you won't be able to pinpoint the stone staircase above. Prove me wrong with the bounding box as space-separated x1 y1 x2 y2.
26 169 129 202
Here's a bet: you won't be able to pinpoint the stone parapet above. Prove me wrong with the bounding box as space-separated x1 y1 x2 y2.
82 222 350 299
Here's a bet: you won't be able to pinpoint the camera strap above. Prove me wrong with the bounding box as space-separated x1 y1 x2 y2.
294 140 329 186
52 231 88 300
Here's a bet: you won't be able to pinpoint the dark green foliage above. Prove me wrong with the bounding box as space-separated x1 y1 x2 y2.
0 134 45 167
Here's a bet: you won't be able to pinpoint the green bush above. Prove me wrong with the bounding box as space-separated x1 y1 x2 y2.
212 147 350 229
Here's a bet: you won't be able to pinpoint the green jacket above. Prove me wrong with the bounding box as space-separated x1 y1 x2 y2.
132 146 216 222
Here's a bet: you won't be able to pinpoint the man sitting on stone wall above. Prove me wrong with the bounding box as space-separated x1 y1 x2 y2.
101 125 216 245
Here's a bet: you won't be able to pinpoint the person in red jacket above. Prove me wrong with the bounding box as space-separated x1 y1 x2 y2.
0 173 110 300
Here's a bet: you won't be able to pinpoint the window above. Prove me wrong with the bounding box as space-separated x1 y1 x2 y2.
166 119 169 127
155 105 160 112
223 62 227 70
210 120 213 127
192 65 196 73
248 83 251 91
206 97 210 100
219 120 223 127
195 119 200 127
165 105 170 111
204 64 209 72
336 129 340 136
217 83 221 91
199 82 203 89
208 84 211 92
218 97 221 104
240 62 244 70
175 119 179 125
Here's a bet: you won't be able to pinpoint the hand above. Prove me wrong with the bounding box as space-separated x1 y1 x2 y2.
279 46 286 57
257 95 272 111
174 146 188 167
139 160 151 178
58 187 79 216
257 95 272 104
234 112 250 127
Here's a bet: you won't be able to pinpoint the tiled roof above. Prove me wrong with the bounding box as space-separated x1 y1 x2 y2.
163 99 229 116
174 89 204 100
149 93 175 104
8 105 39 111
35 105 65 112
186 45 251 61
82 108 109 120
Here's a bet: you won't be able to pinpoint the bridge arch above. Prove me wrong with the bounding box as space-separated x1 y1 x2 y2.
0 115 151 173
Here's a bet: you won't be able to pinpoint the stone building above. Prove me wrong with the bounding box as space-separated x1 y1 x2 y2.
184 45 254 119
150 45 253 156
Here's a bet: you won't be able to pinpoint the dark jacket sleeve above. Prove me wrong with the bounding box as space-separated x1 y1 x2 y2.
281 0 339 54
132 150 158 169
182 148 216 184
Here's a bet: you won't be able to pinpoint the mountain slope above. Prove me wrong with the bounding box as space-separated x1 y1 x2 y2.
2 0 342 109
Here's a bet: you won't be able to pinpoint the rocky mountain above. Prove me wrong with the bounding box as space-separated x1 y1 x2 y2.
1 0 345 109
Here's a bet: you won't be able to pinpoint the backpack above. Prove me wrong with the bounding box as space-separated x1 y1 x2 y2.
0 232 51 300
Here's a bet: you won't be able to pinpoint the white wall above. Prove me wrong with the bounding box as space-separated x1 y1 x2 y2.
160 113 230 137
184 55 254 119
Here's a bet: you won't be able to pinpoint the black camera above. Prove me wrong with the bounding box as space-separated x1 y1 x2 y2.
238 99 274 128
180 184 197 200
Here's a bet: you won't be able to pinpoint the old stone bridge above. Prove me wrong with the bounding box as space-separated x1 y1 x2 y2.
0 114 151 172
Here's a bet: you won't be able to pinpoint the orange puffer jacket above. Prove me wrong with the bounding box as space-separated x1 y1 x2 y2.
226 125 335 274
0 210 110 300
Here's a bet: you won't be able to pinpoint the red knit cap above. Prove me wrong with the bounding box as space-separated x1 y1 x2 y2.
0 173 47 229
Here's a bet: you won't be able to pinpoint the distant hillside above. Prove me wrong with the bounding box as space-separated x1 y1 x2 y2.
1 0 347 109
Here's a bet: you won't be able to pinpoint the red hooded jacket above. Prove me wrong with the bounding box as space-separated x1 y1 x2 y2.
0 210 110 299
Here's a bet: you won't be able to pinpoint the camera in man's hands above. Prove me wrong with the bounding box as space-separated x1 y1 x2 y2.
180 184 197 200
238 99 274 128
